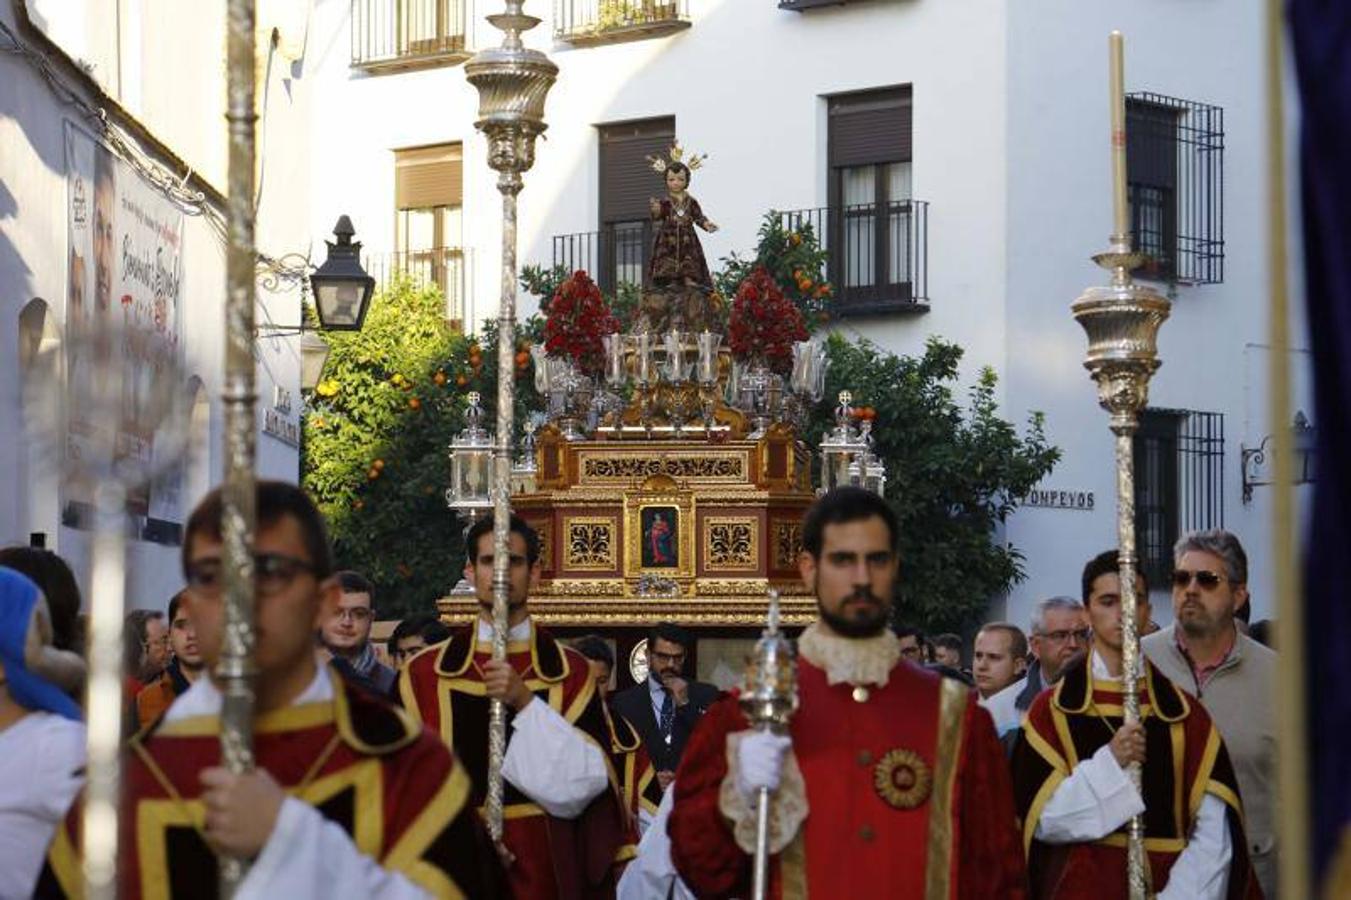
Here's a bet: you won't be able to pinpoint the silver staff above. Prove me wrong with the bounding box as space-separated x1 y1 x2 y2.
219 0 260 893
1071 32 1170 900
464 0 557 847
740 590 799 900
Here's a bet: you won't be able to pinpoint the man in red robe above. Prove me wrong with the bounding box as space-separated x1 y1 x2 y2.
1010 550 1261 899
36 481 500 898
400 514 632 899
668 487 1027 899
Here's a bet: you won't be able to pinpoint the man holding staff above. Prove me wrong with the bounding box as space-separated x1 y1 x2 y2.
668 487 1026 898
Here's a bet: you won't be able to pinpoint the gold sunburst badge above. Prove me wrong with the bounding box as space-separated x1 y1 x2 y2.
873 748 932 810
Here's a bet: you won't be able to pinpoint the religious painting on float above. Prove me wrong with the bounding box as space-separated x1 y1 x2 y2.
640 506 680 569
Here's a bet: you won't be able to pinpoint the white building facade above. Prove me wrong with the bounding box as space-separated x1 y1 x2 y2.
0 0 320 610
295 0 1309 630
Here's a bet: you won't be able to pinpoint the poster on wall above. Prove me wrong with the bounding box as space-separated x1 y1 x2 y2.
64 122 185 535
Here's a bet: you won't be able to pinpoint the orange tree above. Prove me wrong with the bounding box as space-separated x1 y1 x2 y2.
303 275 542 618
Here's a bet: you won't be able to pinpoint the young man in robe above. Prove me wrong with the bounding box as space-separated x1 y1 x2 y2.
668 486 1027 898
1010 550 1260 899
37 481 500 898
399 514 633 899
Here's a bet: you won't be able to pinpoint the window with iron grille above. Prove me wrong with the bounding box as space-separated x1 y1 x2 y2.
825 85 927 314
1126 93 1224 285
351 0 469 71
1133 409 1225 588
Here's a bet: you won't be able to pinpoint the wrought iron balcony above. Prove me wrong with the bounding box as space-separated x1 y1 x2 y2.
553 222 652 295
779 201 929 315
779 0 851 9
363 247 469 330
351 0 470 72
554 0 691 47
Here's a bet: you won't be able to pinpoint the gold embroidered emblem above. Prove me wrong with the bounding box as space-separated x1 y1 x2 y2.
873 748 932 810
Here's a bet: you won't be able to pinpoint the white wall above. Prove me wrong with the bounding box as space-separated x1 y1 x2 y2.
1 1 315 610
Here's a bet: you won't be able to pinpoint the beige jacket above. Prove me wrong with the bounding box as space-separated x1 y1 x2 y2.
1143 624 1278 898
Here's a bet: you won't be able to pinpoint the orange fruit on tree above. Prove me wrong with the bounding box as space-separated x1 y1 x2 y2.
515 350 530 368
408 397 421 410
434 371 447 386
456 374 468 387
373 459 385 470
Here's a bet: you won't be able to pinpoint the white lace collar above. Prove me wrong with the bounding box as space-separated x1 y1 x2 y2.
797 620 902 688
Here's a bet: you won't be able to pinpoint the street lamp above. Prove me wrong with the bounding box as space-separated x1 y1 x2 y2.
298 332 331 393
310 216 375 331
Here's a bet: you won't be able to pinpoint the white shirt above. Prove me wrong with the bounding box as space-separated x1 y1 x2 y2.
476 617 611 819
1034 651 1232 900
164 667 431 899
0 711 85 899
617 781 695 900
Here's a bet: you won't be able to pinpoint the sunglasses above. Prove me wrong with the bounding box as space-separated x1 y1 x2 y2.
1171 569 1226 590
186 553 320 597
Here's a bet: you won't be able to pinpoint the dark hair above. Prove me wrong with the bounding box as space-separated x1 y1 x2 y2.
648 621 694 654
893 623 925 642
976 622 1028 660
572 634 615 668
1081 549 1150 603
666 161 691 183
122 609 163 678
801 487 898 558
932 633 962 655
1248 619 1275 649
167 590 187 623
0 546 83 653
387 614 449 656
182 481 335 579
464 514 540 566
336 570 375 602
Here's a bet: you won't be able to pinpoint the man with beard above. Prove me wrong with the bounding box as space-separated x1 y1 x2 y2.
131 591 204 730
1011 550 1259 899
399 514 633 899
612 622 719 793
668 487 1026 898
1144 531 1277 897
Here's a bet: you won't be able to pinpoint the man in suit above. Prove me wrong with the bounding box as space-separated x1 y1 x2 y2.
612 622 718 792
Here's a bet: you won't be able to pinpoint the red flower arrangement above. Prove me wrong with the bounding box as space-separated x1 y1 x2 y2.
542 270 618 377
728 266 808 375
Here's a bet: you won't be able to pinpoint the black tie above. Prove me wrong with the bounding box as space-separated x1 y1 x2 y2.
659 690 674 744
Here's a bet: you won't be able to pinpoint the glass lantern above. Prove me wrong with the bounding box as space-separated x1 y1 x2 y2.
511 419 539 495
818 390 867 493
448 391 494 514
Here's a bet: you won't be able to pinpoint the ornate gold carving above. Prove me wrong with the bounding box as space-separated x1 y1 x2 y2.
873 748 933 810
564 516 617 570
704 517 757 570
580 453 746 483
536 579 626 597
773 521 804 570
536 519 553 572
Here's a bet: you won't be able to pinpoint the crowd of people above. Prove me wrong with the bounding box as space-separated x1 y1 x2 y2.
0 481 1279 898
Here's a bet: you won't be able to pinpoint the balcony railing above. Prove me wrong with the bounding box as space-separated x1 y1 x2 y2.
351 0 470 72
779 0 850 9
364 247 468 329
779 201 929 315
554 0 691 46
553 222 652 295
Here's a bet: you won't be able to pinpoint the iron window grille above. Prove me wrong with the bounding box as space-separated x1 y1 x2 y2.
778 202 929 314
363 247 469 329
351 0 470 71
1133 408 1225 589
553 223 652 296
554 0 691 46
1126 93 1225 285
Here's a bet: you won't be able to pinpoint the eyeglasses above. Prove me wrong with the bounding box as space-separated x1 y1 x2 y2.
185 553 320 597
1171 569 1226 590
649 650 686 665
1038 628 1091 644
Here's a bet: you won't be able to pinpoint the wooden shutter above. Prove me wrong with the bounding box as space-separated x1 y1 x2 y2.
828 87 912 167
1126 99 1179 189
599 117 676 224
395 143 463 209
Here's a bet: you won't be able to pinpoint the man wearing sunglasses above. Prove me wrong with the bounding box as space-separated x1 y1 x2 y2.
37 481 501 898
1144 530 1277 898
1011 550 1260 899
